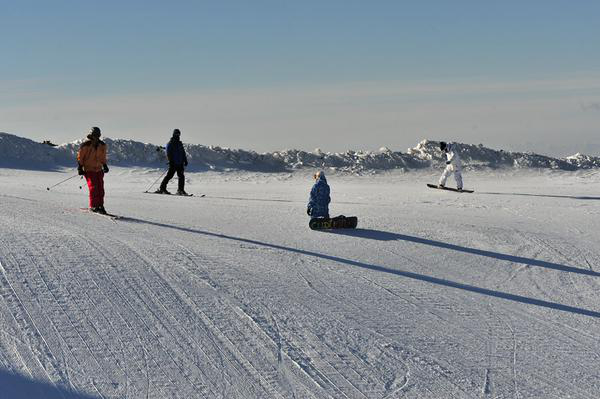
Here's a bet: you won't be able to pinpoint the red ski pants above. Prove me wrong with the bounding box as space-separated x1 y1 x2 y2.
85 171 105 208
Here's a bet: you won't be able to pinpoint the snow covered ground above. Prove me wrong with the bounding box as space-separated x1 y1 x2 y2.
1 167 600 398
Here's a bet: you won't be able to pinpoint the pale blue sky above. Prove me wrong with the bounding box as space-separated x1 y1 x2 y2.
1 1 600 155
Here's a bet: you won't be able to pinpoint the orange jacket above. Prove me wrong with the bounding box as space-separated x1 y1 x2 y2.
77 140 107 172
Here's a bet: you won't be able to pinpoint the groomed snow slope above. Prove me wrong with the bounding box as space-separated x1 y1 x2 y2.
1 168 600 398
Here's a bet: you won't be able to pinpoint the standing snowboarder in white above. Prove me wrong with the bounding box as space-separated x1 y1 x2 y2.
438 141 463 191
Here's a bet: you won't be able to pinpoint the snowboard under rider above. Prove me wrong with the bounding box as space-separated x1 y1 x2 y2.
307 171 331 218
438 141 463 191
77 127 109 214
156 129 189 195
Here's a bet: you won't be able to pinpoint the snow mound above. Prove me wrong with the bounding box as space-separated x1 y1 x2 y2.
0 133 72 169
267 148 427 173
59 139 168 167
407 139 578 170
564 153 600 169
0 132 597 173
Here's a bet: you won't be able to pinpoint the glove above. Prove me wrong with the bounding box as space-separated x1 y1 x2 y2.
446 161 451 165
102 164 109 173
307 207 312 216
184 159 188 167
77 165 85 176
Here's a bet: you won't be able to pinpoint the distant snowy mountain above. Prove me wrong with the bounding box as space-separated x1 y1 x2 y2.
563 152 600 169
407 140 581 171
1 132 599 172
0 133 72 170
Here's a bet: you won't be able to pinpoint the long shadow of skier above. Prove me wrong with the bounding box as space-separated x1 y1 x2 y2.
326 228 600 277
203 195 370 206
121 217 600 318
478 191 600 200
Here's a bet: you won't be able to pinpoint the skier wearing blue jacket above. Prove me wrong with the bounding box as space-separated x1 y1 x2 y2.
156 129 189 195
307 171 330 218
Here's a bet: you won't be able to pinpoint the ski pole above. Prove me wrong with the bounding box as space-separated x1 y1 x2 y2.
46 174 80 191
144 170 167 193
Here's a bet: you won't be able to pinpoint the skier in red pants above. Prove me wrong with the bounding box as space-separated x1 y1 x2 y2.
77 127 109 214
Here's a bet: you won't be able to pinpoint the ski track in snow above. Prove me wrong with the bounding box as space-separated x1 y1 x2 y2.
1 169 600 398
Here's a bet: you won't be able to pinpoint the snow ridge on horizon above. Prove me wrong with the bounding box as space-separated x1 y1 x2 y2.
1 132 599 172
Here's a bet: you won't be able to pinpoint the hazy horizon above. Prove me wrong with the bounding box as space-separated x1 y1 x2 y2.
2 1 599 157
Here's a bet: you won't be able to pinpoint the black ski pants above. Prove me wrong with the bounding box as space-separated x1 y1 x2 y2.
160 164 185 192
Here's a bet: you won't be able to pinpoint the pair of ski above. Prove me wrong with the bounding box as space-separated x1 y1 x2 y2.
81 191 204 219
80 208 123 220
145 191 204 197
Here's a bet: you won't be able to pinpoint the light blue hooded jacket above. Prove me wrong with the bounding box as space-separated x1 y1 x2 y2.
307 172 330 218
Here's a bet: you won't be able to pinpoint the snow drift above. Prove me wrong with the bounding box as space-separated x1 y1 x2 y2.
0 133 73 170
1 132 599 173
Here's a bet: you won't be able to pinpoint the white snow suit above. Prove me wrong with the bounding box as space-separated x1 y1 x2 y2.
438 143 463 190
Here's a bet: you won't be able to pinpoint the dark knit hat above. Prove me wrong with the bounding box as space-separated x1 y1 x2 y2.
87 126 101 140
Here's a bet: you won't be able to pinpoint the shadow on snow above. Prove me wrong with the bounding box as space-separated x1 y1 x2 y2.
202 195 370 206
120 217 600 318
326 228 599 277
478 191 600 201
0 369 99 399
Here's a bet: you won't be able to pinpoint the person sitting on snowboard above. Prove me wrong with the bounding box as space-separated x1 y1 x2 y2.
307 171 330 218
77 126 109 214
438 141 463 191
156 128 189 195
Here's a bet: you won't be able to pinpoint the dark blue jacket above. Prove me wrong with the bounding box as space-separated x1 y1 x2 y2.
166 138 187 166
307 173 330 218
